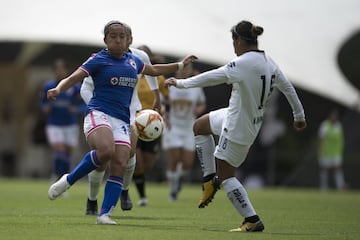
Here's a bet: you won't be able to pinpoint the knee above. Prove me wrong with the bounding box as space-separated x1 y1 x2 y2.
96 145 115 163
193 120 202 136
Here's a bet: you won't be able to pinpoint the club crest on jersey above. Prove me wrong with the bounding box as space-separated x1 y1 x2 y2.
128 59 137 70
110 77 119 85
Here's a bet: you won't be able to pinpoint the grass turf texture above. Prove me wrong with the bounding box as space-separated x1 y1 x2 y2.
0 178 359 240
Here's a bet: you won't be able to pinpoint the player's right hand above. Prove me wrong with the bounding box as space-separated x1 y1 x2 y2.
293 120 306 131
164 78 177 88
47 88 60 100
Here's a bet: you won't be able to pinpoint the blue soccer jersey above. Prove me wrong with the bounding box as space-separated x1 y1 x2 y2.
40 80 84 126
80 49 144 123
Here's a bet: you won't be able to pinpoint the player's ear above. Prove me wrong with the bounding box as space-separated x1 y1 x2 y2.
103 37 107 44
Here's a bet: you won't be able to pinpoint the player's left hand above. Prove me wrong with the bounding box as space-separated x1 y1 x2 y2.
47 88 60 101
181 55 198 66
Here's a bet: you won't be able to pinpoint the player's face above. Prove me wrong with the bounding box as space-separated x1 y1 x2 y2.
104 24 128 57
54 61 68 81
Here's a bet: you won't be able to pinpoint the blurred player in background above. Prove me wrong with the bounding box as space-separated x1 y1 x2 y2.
40 58 85 184
163 61 206 201
165 20 306 232
318 109 346 191
131 45 169 207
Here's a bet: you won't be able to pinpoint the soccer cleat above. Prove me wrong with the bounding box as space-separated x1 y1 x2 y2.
61 191 69 198
96 214 117 225
198 175 220 208
169 192 177 202
86 199 98 215
48 174 70 200
229 220 265 232
120 190 133 211
137 198 148 207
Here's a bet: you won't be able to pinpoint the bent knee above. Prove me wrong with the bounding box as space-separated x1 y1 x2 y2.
96 146 115 162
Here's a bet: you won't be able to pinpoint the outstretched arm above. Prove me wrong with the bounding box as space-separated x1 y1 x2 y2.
165 67 228 89
275 69 306 131
143 55 198 76
47 68 88 100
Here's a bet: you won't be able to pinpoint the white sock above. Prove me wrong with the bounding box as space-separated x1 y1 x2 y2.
88 170 105 201
195 135 216 177
320 169 328 190
222 177 257 218
123 155 136 191
166 170 180 194
334 169 345 190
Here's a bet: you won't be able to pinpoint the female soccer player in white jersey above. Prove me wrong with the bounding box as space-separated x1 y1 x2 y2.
165 20 306 232
162 62 206 201
47 20 197 225
80 23 161 215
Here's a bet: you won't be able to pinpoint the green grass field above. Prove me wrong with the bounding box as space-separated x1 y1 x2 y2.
0 178 359 240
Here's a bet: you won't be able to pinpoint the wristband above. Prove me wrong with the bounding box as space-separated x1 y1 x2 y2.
177 62 184 70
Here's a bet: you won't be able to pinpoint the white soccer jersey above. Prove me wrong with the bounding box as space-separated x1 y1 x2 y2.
162 87 206 150
80 47 159 122
169 87 206 130
176 50 305 145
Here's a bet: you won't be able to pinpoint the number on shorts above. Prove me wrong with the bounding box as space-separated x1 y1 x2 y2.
219 136 228 150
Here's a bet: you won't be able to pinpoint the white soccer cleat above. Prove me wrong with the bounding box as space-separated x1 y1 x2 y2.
137 198 148 207
48 174 70 200
96 214 117 225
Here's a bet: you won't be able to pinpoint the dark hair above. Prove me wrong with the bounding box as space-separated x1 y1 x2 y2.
231 20 264 44
53 58 67 70
122 22 132 37
103 20 124 36
137 45 153 57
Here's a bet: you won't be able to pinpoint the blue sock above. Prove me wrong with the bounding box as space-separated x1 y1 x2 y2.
53 150 68 177
67 150 100 185
99 176 123 216
60 157 70 175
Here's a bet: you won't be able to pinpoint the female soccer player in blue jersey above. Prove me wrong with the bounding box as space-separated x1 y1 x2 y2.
47 20 197 225
40 59 85 182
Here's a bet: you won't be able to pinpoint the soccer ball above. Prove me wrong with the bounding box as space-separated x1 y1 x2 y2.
134 109 164 142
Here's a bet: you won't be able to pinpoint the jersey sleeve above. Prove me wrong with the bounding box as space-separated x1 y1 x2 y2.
176 67 228 89
158 75 169 98
79 53 99 76
80 76 95 104
274 67 305 121
132 49 158 90
128 53 144 75
144 75 159 90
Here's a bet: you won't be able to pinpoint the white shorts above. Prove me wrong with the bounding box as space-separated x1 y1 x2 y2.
46 124 79 147
319 157 342 168
209 108 227 136
83 110 131 148
214 135 250 168
162 125 195 151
